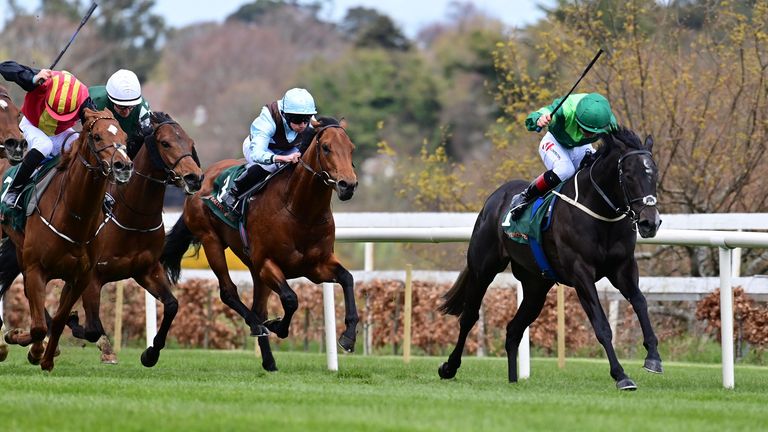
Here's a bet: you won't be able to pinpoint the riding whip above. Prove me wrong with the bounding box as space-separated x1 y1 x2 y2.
48 2 99 70
536 48 604 132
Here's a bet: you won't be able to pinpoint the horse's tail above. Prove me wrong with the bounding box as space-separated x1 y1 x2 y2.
438 266 471 316
0 239 21 297
160 216 200 284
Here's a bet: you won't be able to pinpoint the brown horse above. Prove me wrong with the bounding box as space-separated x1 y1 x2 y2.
162 117 358 371
67 111 203 366
0 85 27 167
2 108 133 371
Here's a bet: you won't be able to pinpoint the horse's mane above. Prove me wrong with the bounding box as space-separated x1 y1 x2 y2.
593 126 644 159
299 116 340 153
151 111 173 124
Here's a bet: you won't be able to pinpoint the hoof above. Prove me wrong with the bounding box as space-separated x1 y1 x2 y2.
101 353 119 365
250 324 270 338
4 328 22 345
338 334 355 353
27 350 41 365
0 346 8 362
262 362 278 372
643 358 663 374
263 318 288 338
40 359 54 372
438 362 457 380
141 346 160 367
616 378 638 391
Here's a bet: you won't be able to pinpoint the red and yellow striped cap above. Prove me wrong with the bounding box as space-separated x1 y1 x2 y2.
45 71 89 122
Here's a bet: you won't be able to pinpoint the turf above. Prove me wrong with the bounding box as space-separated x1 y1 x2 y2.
0 346 766 431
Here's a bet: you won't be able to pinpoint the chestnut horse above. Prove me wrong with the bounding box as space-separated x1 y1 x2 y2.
0 85 27 166
2 108 133 371
162 117 358 371
70 111 203 366
438 127 662 390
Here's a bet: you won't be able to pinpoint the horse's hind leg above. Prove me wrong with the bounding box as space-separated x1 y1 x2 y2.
201 234 268 337
0 323 8 362
259 260 298 340
136 263 179 368
607 270 662 374
439 267 501 380
504 271 551 383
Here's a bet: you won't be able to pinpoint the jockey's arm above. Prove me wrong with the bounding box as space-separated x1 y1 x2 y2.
244 108 278 166
0 61 41 91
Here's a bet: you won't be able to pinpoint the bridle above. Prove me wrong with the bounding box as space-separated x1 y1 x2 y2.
589 149 658 225
296 124 346 191
78 115 129 178
133 120 199 185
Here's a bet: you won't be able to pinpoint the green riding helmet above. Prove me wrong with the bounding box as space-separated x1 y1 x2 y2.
575 93 612 133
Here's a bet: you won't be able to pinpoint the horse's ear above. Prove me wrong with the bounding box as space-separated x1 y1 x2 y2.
310 117 321 128
339 117 348 129
644 134 654 152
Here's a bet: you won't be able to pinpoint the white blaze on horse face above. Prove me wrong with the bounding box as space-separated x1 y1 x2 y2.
0 100 7 109
116 146 128 159
107 124 118 135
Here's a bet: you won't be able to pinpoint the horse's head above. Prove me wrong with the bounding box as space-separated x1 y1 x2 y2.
301 117 357 201
599 127 661 238
0 87 27 165
76 108 133 184
145 112 203 194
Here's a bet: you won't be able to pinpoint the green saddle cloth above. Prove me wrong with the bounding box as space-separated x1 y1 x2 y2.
0 156 61 231
204 164 247 229
501 184 563 244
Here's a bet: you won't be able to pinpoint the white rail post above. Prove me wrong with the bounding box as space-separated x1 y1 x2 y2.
323 282 338 371
145 291 157 348
719 247 735 389
516 283 530 379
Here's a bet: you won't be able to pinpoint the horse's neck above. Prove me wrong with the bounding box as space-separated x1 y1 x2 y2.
56 146 109 234
285 160 333 222
572 156 622 213
113 149 165 219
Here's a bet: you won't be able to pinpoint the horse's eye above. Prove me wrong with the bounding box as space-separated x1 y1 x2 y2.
92 133 102 141
160 141 171 149
322 144 330 154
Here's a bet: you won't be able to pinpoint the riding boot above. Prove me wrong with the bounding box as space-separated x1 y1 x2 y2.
2 148 45 209
220 165 269 214
509 170 562 221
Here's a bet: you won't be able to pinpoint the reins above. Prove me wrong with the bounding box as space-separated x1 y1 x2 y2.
552 148 657 226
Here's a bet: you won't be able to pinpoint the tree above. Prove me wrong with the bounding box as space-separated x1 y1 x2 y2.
340 7 411 51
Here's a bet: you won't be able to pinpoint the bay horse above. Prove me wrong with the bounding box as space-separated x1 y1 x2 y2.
0 112 204 365
0 85 27 166
161 116 358 371
438 127 662 390
1 108 133 371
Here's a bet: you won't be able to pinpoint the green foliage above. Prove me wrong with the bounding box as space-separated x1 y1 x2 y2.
226 0 322 24
305 48 441 160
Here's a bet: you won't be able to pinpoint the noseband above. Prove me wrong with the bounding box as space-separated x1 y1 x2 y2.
589 149 658 225
297 124 346 189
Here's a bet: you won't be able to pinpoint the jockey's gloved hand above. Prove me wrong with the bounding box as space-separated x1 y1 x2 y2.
140 124 153 138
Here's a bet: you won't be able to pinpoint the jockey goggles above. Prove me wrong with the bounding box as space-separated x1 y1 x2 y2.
284 113 312 125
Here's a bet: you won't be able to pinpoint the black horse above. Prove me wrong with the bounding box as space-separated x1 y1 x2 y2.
438 126 662 390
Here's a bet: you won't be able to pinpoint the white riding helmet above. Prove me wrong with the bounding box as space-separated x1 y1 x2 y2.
282 88 316 115
106 69 142 106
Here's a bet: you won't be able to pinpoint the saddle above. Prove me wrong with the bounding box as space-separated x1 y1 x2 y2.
0 156 61 231
502 184 563 282
204 163 288 229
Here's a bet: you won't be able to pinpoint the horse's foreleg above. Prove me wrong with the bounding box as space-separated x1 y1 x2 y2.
79 278 106 343
334 263 358 353
202 235 267 337
259 259 297 339
135 264 178 368
23 266 47 363
607 270 662 374
0 324 8 362
249 284 277 372
40 279 85 371
573 279 636 391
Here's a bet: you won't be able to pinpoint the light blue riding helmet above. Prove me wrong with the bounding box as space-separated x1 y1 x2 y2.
282 88 317 115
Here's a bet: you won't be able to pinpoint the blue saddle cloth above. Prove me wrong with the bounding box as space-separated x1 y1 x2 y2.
501 186 563 282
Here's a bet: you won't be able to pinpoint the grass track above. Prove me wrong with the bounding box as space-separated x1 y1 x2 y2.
0 346 766 431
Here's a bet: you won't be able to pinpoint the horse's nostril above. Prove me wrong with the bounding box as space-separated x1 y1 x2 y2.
338 180 348 189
